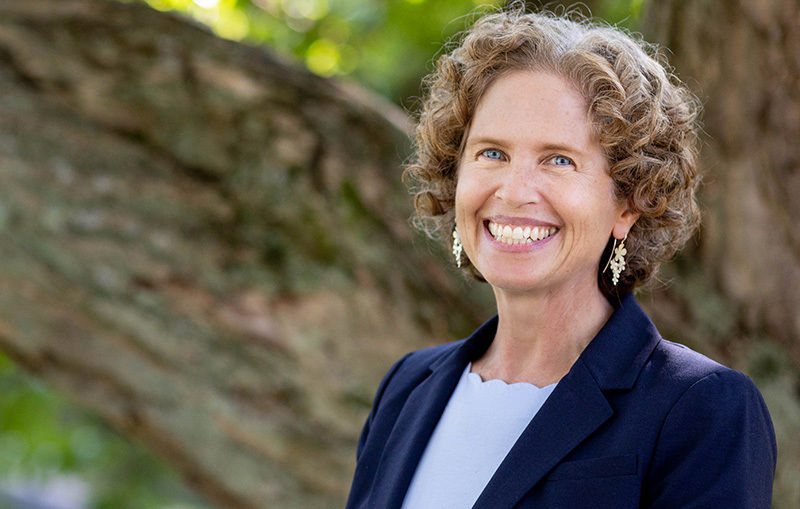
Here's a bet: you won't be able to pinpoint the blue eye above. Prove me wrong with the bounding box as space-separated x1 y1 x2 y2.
482 149 504 160
552 155 573 166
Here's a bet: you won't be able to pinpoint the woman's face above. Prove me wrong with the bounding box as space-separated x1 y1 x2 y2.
455 70 637 296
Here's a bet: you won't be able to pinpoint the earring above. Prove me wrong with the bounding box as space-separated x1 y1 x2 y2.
452 226 463 268
603 234 627 286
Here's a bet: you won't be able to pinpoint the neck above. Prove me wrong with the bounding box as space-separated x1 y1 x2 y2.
472 280 614 387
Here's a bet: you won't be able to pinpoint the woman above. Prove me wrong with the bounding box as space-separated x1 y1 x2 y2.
347 7 776 509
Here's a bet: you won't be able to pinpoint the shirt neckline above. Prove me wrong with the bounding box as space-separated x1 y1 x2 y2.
465 362 558 391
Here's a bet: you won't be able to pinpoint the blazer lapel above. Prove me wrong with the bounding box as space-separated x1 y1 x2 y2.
367 317 498 509
472 358 612 508
473 293 661 509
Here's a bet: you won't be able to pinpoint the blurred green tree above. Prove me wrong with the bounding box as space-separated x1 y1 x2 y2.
138 0 645 103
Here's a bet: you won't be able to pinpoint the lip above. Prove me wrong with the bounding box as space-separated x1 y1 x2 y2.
482 220 559 252
486 215 560 228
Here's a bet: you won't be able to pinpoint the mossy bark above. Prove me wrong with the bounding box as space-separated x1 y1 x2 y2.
0 0 491 506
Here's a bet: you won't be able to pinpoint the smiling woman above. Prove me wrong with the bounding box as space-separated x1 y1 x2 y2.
455 71 636 315
346 5 776 509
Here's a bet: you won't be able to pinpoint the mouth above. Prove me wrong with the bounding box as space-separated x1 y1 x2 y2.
486 220 558 245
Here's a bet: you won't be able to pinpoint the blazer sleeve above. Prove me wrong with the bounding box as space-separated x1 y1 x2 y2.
643 369 776 508
355 352 411 460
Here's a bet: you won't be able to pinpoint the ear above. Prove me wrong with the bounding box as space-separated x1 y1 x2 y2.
611 204 640 239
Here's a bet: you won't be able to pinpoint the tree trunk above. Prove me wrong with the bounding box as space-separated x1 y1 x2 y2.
643 1 800 506
0 1 492 507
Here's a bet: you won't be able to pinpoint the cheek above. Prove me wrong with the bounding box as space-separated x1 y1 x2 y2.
454 181 465 226
554 181 618 236
454 171 486 220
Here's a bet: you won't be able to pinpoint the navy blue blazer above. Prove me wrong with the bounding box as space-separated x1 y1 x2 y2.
346 294 776 508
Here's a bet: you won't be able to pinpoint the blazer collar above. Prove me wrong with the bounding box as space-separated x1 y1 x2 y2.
578 293 662 389
370 293 660 509
429 292 661 390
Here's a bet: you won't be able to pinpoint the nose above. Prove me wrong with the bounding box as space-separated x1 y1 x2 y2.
493 160 543 207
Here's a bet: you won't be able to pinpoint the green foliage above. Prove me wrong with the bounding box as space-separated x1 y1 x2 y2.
139 0 504 103
139 0 642 104
0 352 209 508
595 0 645 26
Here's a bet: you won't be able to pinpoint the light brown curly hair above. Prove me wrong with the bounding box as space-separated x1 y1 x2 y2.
403 6 702 299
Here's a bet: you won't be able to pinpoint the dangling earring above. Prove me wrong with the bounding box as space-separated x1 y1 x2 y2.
452 226 463 268
603 234 627 286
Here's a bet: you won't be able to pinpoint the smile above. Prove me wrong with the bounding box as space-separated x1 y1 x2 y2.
488 221 558 245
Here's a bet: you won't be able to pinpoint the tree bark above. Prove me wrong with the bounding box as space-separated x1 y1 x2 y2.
643 1 800 506
644 0 800 361
0 1 492 507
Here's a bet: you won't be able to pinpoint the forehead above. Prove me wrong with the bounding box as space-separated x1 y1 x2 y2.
467 70 596 146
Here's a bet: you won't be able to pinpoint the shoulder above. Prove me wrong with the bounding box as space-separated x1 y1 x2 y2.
633 337 775 459
652 340 770 433
404 338 464 369
643 337 756 399
650 338 772 432
641 341 776 507
353 338 465 458
380 338 465 390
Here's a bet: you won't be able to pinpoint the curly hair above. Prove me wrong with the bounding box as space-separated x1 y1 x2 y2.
403 6 701 299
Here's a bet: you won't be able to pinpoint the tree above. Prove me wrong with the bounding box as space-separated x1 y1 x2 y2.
0 0 796 507
0 0 492 506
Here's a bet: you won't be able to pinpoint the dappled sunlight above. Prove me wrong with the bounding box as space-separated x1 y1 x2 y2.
142 0 506 101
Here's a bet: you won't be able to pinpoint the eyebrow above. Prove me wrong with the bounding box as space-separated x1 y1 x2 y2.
463 136 509 149
464 135 587 157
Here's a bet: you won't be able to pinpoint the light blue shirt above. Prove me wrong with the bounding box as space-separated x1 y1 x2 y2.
401 362 557 509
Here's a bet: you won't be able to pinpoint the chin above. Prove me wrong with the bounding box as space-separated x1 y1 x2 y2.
482 273 544 295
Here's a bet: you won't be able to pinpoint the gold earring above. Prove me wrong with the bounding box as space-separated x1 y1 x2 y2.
603 234 627 286
452 226 463 268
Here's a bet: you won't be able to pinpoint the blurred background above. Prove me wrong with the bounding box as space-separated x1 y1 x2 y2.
0 0 798 507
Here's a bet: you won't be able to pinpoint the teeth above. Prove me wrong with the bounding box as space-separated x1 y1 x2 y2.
487 221 557 245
